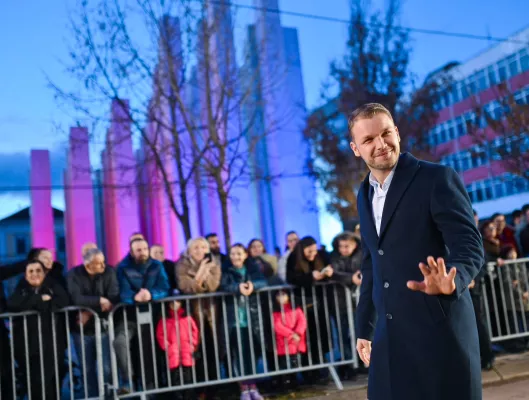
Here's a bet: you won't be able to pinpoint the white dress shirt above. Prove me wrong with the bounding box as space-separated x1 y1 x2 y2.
369 167 397 236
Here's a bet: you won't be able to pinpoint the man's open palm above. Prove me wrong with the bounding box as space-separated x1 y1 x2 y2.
407 256 456 295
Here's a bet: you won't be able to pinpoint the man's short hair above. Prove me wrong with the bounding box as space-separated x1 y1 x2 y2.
205 233 218 240
286 231 297 237
130 238 148 250
129 232 144 242
522 204 529 214
347 103 394 141
83 248 104 265
512 209 522 219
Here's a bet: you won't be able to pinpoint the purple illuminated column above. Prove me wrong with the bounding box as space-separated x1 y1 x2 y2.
102 148 120 266
63 168 76 266
66 127 97 267
30 150 56 255
107 99 141 258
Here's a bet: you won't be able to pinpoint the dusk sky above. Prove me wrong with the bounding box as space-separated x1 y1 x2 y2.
1 0 528 244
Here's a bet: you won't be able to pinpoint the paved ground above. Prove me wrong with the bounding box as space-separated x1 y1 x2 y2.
277 351 529 400
300 379 529 399
484 379 529 399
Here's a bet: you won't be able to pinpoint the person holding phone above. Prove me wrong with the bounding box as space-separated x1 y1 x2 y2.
176 237 222 395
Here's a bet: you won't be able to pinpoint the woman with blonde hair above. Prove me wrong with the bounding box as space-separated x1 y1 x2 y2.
176 237 222 394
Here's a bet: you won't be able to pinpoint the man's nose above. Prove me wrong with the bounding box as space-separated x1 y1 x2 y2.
375 136 386 149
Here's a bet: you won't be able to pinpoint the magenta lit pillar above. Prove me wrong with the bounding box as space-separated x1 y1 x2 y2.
30 150 56 255
66 127 97 267
102 149 121 266
63 169 77 267
106 99 141 259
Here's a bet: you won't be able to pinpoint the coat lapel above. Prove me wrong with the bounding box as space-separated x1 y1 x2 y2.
358 174 377 240
378 153 420 242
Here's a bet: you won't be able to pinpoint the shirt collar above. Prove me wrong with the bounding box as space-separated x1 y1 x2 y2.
369 162 398 191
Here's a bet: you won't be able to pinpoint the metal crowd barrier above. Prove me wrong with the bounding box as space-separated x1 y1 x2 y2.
0 306 104 400
0 282 358 400
483 257 529 343
107 282 359 399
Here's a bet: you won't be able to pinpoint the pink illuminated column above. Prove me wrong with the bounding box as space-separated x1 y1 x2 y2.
30 150 56 255
63 169 77 266
64 127 97 267
102 149 121 266
104 99 141 260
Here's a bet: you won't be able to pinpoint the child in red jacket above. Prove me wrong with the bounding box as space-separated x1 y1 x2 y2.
273 289 307 386
156 299 199 399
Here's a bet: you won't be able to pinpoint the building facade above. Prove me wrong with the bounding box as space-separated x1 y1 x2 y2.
429 26 529 218
0 207 66 266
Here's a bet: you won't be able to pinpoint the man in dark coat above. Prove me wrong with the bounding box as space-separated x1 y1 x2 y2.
349 103 484 400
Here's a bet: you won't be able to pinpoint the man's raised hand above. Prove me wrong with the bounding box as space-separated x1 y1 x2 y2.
407 256 457 295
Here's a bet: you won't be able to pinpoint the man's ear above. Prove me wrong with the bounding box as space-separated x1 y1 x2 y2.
350 141 360 157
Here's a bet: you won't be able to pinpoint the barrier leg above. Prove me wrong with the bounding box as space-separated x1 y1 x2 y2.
327 366 343 390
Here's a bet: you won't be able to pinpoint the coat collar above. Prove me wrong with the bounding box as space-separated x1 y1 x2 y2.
360 152 421 244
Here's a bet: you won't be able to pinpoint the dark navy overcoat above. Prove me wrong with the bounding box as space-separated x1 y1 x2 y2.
356 152 484 400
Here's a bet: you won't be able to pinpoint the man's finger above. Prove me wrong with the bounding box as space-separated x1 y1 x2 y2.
358 349 369 365
418 263 430 277
407 280 426 292
448 266 457 280
437 258 447 275
427 256 439 274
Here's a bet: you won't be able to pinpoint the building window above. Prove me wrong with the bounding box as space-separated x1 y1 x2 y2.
507 54 520 78
456 116 466 137
488 65 497 86
15 237 26 256
520 49 529 72
451 85 461 103
476 70 488 92
498 60 508 82
57 236 66 253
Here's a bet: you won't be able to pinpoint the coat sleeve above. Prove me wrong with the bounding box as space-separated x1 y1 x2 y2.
67 270 101 310
430 167 485 300
0 260 26 281
293 308 307 335
177 261 204 294
273 312 294 338
204 263 221 292
117 266 136 304
106 268 121 305
286 252 313 288
156 318 169 350
355 237 375 339
220 270 241 294
330 270 354 286
8 288 43 312
190 317 200 348
150 265 170 301
49 279 70 310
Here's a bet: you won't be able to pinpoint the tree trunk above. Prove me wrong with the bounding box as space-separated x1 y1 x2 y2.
216 180 231 250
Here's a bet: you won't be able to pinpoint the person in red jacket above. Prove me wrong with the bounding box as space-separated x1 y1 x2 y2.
273 289 307 387
156 298 199 399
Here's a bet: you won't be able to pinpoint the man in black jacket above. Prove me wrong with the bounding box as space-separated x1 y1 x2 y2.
68 248 120 397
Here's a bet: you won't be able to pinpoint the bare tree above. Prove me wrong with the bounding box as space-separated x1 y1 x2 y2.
304 0 446 222
50 0 289 248
467 82 529 181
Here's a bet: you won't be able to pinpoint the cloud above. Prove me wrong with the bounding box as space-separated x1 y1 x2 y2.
0 146 66 189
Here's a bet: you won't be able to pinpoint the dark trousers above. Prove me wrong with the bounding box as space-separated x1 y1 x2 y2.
279 354 300 385
170 367 194 400
471 294 494 366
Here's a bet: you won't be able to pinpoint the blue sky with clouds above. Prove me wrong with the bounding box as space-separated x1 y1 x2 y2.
1 0 529 244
